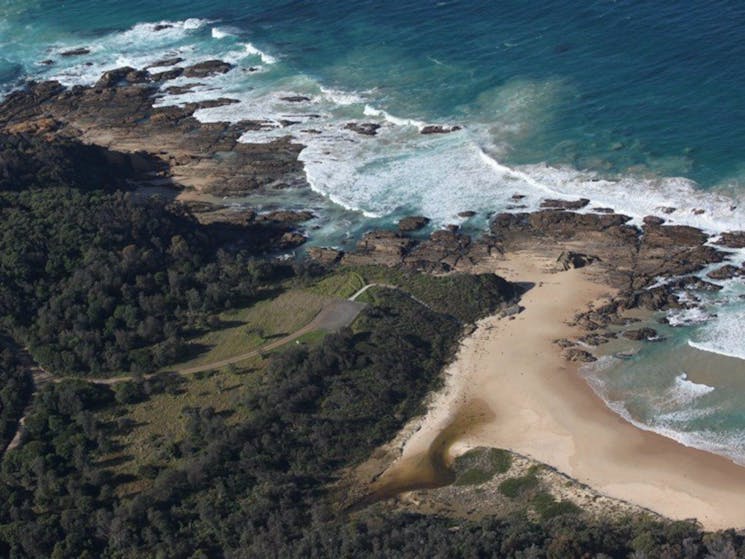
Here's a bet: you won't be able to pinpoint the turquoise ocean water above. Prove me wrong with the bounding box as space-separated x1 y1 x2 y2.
1 0 745 461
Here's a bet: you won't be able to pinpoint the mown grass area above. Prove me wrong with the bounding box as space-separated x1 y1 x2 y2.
100 357 264 488
344 265 516 323
452 447 513 486
168 289 334 371
306 270 365 298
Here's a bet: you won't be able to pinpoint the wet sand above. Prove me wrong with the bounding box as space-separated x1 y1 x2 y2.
372 252 745 530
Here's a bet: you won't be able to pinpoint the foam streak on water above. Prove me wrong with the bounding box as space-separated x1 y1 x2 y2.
3 4 745 465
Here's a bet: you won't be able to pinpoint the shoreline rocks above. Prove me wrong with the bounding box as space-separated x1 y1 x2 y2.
398 216 430 232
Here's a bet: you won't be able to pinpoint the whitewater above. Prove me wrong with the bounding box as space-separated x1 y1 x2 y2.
1 1 745 464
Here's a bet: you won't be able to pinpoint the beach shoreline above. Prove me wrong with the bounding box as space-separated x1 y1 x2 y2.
369 251 745 531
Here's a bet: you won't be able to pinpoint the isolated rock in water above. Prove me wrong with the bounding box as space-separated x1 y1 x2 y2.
563 348 597 362
707 265 742 280
153 24 174 31
182 60 234 78
716 231 745 249
398 215 430 232
659 206 676 214
146 57 184 68
60 47 90 57
420 125 462 134
623 327 658 341
540 198 590 210
281 96 311 103
344 122 381 136
458 211 477 218
556 251 600 271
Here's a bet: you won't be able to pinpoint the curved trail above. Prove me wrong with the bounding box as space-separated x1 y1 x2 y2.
4 283 430 455
3 293 369 454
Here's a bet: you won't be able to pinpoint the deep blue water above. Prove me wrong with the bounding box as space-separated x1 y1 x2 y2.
2 0 745 459
4 0 745 186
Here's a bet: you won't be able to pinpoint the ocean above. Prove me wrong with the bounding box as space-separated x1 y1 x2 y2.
2 0 745 461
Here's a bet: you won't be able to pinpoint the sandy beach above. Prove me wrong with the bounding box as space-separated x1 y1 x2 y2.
372 252 745 530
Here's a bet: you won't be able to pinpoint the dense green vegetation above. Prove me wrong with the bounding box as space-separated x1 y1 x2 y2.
3 289 739 558
347 265 517 323
0 337 32 451
453 447 513 486
500 467 541 498
0 187 291 374
1 131 743 558
0 290 464 557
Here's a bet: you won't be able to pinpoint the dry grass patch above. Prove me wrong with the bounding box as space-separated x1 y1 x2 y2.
102 357 263 481
171 289 334 370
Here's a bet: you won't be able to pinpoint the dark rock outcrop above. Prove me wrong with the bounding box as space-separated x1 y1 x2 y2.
60 47 91 57
563 348 597 363
420 125 462 134
0 73 307 196
345 122 381 136
258 210 314 223
95 67 150 88
307 247 344 265
716 231 745 249
623 328 658 341
398 216 430 232
708 265 742 280
540 198 590 210
182 60 234 78
556 251 600 271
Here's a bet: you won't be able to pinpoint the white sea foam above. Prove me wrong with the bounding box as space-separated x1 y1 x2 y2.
688 299 745 361
211 27 235 39
243 43 277 65
583 366 745 464
669 372 715 404
320 86 365 106
363 105 427 129
45 18 210 87
667 307 712 327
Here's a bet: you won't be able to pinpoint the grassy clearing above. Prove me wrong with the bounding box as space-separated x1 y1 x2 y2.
169 289 334 371
306 270 365 298
452 447 513 486
101 357 264 485
344 265 515 323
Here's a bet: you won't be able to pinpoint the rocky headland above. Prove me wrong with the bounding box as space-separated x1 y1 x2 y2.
4 63 745 529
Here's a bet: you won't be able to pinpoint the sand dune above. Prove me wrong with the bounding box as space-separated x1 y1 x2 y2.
372 252 745 530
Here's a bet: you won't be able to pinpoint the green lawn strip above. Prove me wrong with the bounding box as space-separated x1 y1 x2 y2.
306 270 366 298
167 289 335 371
